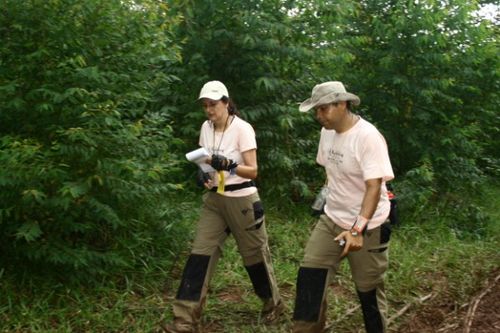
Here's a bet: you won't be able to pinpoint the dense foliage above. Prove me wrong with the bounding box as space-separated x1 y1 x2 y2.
0 0 185 273
0 0 498 274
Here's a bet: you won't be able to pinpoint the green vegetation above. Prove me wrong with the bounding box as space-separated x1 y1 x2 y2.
1 183 498 332
0 0 187 273
0 0 498 331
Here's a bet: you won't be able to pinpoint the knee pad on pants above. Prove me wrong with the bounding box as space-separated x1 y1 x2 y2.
245 261 272 299
357 289 384 333
176 254 210 301
293 267 328 322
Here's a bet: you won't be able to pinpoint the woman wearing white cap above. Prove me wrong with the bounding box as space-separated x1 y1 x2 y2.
161 81 283 333
292 81 394 333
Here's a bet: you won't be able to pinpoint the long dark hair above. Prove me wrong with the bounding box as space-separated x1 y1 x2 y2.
221 96 239 116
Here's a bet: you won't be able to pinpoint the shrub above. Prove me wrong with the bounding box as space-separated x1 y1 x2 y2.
0 0 185 275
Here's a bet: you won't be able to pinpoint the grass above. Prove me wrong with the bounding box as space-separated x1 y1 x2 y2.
0 183 499 332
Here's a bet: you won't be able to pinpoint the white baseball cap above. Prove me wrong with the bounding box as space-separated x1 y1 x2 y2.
198 80 229 100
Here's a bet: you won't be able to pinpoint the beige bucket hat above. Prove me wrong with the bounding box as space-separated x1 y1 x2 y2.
299 81 360 112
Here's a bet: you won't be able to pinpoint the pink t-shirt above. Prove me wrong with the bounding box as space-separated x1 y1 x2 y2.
199 116 257 197
316 118 394 230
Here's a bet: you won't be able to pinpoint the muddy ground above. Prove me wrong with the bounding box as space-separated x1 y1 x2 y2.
397 271 499 333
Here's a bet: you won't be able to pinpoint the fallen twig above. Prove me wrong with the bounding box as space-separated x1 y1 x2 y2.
437 322 460 332
387 292 433 325
463 273 500 333
324 292 433 332
324 304 361 331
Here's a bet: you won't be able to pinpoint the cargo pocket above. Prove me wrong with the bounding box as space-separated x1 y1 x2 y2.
245 200 265 231
380 222 392 244
367 223 391 253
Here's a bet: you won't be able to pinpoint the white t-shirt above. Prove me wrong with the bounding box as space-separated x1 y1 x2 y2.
316 118 394 230
199 116 257 197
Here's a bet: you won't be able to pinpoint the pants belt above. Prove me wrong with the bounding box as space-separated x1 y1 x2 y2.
210 181 256 192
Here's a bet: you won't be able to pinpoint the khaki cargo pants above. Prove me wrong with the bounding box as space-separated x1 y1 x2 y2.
171 191 281 327
292 214 391 333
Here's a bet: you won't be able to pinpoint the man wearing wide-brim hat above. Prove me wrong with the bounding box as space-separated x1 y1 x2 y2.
292 81 395 333
298 81 361 112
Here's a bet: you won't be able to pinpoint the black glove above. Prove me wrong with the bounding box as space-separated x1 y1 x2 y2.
210 154 238 171
196 170 211 188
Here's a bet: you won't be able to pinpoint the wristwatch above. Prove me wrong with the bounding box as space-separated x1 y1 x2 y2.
351 215 369 236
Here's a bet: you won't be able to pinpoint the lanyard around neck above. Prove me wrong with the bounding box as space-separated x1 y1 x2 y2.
212 115 233 154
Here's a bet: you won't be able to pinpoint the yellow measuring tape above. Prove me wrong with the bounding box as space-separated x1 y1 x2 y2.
217 171 225 194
